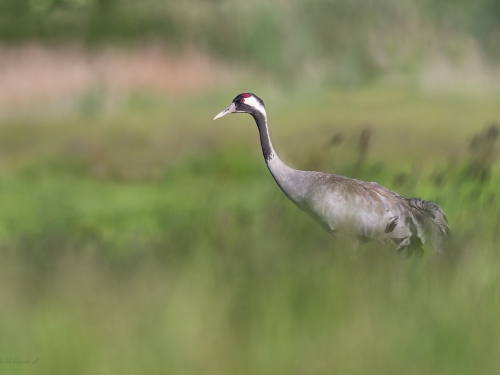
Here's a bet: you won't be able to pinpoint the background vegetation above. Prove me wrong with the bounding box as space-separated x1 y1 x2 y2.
1 1 500 374
2 0 500 85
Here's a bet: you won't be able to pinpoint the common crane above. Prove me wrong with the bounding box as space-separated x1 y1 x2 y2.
214 93 454 260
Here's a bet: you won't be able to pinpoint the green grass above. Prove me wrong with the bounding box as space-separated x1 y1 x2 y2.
1 87 500 374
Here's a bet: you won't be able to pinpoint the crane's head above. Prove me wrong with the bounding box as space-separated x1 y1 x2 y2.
213 93 266 120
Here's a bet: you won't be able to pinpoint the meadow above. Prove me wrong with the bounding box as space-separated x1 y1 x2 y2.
0 83 500 374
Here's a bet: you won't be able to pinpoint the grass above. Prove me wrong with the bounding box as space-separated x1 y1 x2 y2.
1 86 500 374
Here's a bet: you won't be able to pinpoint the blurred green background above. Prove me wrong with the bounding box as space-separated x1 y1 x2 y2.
1 1 500 374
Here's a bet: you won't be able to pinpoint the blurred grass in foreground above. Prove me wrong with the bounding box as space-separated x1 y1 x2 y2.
0 87 500 374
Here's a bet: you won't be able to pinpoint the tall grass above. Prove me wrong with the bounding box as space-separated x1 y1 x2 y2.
0 87 499 374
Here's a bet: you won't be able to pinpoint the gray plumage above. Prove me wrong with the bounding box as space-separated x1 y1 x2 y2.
214 93 455 259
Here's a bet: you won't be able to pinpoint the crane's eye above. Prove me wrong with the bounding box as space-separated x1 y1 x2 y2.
240 98 245 103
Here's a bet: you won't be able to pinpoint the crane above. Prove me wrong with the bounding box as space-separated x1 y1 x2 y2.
214 93 455 260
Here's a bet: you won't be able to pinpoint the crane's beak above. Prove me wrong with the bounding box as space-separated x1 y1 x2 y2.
213 102 236 120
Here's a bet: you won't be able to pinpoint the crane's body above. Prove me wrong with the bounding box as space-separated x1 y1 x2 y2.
214 93 454 259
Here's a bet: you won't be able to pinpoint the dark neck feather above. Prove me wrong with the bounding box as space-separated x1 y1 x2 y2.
249 108 306 205
251 111 274 162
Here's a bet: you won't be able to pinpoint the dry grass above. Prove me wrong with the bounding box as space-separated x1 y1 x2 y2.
418 40 500 95
0 43 227 113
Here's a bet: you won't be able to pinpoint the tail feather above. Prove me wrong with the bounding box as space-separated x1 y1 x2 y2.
407 198 457 258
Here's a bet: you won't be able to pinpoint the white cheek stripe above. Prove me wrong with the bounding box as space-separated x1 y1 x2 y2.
244 96 266 117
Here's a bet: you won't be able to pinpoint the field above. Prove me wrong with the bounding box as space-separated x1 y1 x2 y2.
0 83 500 374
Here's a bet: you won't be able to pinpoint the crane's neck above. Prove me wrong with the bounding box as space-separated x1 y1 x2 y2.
251 110 275 162
251 110 308 206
